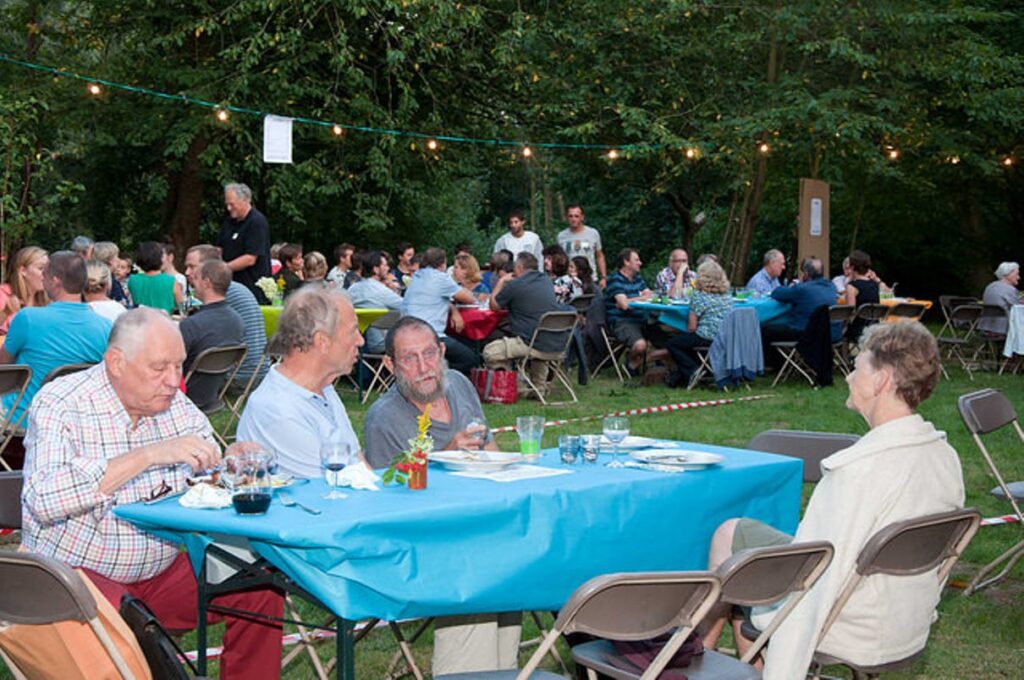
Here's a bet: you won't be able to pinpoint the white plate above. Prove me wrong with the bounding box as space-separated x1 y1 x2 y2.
599 435 662 450
428 450 524 472
629 449 725 470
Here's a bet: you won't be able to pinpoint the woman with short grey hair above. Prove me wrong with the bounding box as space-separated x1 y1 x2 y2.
978 261 1020 335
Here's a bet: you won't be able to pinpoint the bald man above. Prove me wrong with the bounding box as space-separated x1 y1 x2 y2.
21 307 284 679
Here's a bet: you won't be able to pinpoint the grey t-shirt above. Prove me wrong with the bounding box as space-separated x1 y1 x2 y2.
556 225 602 280
363 370 492 469
179 300 245 411
494 270 565 352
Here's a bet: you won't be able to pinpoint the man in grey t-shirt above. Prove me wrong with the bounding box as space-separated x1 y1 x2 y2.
556 203 606 286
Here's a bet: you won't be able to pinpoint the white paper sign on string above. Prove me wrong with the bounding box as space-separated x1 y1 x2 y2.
263 115 293 164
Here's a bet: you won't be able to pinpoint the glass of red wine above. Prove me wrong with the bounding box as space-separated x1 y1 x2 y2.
321 441 352 500
229 452 273 515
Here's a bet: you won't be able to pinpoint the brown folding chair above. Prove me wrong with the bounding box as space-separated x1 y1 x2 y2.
828 305 856 375
0 365 32 471
810 508 981 679
0 551 147 680
747 430 860 483
716 540 834 664
937 295 978 335
570 293 595 315
183 344 247 445
884 302 928 323
972 304 1009 368
358 310 402 404
0 470 22 535
41 362 96 385
936 304 982 380
517 311 579 404
957 389 1024 594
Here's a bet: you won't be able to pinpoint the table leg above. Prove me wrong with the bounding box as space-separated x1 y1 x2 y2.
197 558 209 676
337 618 356 679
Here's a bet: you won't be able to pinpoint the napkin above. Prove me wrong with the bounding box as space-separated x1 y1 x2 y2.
179 483 233 508
334 462 381 491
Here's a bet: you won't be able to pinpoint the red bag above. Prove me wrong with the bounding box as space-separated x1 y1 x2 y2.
470 368 518 404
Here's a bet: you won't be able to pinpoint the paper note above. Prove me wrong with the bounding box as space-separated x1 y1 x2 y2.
450 465 573 483
263 115 293 164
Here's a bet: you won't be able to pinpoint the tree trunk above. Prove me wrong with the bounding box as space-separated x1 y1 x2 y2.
665 192 695 253
160 134 210 263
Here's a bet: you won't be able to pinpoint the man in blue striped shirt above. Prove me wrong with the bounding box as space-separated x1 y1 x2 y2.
604 248 655 374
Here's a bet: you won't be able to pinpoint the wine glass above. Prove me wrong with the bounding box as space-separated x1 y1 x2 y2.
320 441 352 500
602 416 630 468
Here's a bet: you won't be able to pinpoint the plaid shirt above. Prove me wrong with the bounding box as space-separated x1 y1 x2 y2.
21 363 215 583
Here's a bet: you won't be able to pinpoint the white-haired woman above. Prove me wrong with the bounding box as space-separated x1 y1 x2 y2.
978 261 1020 335
665 260 733 388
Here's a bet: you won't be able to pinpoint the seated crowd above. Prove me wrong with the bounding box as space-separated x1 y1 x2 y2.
0 194 1010 679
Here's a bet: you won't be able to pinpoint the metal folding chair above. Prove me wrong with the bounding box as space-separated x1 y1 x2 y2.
884 302 928 323
972 304 1009 369
810 509 981 679
183 344 248 445
0 470 23 536
358 310 402 404
716 540 834 665
937 295 978 335
41 362 96 384
747 429 860 483
0 365 32 471
516 311 579 404
957 389 1024 594
936 304 982 380
220 349 280 443
593 324 628 384
828 305 855 375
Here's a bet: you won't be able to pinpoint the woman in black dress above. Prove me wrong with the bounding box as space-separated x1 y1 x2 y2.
845 249 880 342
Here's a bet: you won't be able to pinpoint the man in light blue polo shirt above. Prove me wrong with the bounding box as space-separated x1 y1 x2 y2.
746 248 786 295
400 247 478 375
237 287 364 478
1 251 112 424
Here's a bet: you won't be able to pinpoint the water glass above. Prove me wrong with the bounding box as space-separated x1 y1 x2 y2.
226 451 272 515
558 435 580 465
516 416 545 459
321 441 353 500
581 435 601 463
602 416 630 468
465 417 488 448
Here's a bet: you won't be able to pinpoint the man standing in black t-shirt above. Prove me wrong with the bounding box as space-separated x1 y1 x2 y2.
218 182 271 304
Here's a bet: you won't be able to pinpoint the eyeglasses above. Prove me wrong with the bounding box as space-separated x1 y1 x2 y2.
144 479 173 504
395 347 441 369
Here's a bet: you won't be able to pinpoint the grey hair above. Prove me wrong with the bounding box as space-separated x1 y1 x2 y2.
93 241 119 264
267 286 353 355
85 261 112 294
763 248 784 266
108 307 175 359
995 262 1019 279
224 182 252 202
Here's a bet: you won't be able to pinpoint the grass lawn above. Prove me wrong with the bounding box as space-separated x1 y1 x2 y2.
4 363 1022 678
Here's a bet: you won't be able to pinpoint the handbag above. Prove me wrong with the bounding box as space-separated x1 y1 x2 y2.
470 367 518 404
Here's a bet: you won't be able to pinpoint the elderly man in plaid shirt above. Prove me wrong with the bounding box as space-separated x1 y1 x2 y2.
21 307 284 679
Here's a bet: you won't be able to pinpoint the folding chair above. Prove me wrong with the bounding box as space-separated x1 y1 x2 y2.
747 430 860 483
0 551 148 680
220 349 279 443
569 293 595 315
828 305 855 375
685 342 714 390
956 389 1024 594
809 508 981 679
936 304 982 380
884 302 928 323
971 304 1009 369
937 295 978 335
42 362 96 384
0 365 32 471
0 471 23 535
358 310 402 404
182 344 247 445
716 540 834 664
516 311 579 404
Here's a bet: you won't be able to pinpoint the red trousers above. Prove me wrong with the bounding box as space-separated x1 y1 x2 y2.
83 553 284 680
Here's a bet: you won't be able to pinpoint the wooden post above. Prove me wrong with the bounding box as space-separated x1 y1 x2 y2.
798 179 830 277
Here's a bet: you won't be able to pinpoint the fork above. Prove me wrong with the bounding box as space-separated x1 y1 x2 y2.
278 490 322 515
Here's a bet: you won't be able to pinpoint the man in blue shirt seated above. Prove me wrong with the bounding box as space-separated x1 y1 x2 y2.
348 250 403 354
761 256 841 367
746 248 786 294
0 251 112 424
237 286 365 478
604 248 656 374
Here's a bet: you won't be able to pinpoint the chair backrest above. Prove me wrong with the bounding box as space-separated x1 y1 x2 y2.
716 540 834 663
185 344 248 379
939 295 977 318
0 365 32 398
828 304 855 325
817 508 981 646
0 471 23 529
979 303 1009 330
368 309 402 332
886 302 928 322
957 388 1018 435
851 303 888 323
527 311 578 358
747 429 860 482
42 362 95 386
938 304 983 340
570 293 595 314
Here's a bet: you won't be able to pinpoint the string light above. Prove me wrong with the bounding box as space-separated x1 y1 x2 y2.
521 146 532 158
86 83 101 96
426 139 438 151
332 124 344 137
685 147 697 160
1003 157 1014 167
607 149 619 160
947 155 961 165
758 142 770 154
216 109 229 122
887 148 899 161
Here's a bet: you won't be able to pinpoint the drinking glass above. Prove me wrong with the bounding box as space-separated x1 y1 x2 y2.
465 417 488 448
558 435 580 465
516 416 545 460
228 452 272 515
602 416 630 468
320 441 352 500
581 435 601 463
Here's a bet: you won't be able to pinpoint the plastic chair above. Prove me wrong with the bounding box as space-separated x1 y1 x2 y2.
517 311 579 404
182 344 247 444
0 551 144 680
0 365 32 471
715 540 834 664
956 389 1024 594
747 429 860 483
936 304 983 380
809 508 981 679
358 309 402 404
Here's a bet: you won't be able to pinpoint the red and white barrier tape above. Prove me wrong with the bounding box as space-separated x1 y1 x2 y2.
981 514 1021 527
488 395 773 434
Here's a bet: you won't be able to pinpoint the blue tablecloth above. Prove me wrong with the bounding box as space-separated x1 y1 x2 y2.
115 443 801 622
631 297 790 332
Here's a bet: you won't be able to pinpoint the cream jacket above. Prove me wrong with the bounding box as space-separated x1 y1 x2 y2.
755 414 965 679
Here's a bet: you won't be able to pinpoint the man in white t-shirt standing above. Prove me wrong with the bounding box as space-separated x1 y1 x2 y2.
492 209 543 260
556 204 607 287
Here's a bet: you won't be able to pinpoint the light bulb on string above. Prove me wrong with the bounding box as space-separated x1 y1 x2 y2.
947 155 961 165
427 139 438 151
87 83 102 96
521 146 533 158
887 148 899 161
1003 157 1014 167
216 109 230 122
607 149 619 160
758 142 770 155
332 124 344 137
685 147 697 160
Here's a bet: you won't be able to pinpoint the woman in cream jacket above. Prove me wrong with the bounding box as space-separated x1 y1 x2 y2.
705 321 965 679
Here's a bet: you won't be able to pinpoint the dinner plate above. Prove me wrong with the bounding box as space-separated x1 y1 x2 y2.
629 449 725 470
428 450 524 472
599 435 662 450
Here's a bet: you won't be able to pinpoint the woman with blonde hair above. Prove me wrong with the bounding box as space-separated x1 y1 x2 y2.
0 246 49 334
665 259 733 388
302 251 329 287
453 253 490 300
84 261 126 322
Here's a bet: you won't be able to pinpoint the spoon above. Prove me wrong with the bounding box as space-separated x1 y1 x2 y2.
278 490 321 515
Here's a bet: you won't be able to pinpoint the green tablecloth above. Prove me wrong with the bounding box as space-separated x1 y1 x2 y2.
260 306 389 337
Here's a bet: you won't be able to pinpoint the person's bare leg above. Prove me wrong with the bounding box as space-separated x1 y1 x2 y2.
628 339 647 371
701 519 740 648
